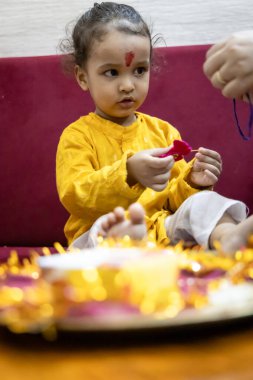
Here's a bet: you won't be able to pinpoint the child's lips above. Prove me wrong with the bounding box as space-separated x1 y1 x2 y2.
118 97 135 108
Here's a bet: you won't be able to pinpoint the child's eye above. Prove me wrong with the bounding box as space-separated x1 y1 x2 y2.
134 67 148 76
104 69 118 77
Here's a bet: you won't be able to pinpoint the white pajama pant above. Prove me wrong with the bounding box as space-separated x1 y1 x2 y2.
71 191 248 250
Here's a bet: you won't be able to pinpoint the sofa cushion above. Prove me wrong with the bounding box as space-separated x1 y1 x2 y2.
0 46 252 247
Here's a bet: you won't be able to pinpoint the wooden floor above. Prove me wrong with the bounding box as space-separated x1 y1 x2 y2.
1 0 253 57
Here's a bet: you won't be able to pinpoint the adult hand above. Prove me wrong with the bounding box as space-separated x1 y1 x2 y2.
203 30 253 99
188 148 222 188
127 147 174 192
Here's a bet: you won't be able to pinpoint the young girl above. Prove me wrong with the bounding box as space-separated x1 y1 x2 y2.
56 2 252 253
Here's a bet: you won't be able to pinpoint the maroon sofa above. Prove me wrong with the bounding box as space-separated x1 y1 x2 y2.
1 45 253 259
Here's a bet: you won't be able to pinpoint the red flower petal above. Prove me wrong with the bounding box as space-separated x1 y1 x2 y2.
159 140 192 161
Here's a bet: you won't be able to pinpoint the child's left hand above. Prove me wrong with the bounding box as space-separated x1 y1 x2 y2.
188 148 222 188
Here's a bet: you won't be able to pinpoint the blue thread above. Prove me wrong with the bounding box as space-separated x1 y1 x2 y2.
233 93 253 141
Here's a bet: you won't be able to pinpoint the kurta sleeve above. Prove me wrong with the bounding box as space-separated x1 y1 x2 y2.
56 129 144 218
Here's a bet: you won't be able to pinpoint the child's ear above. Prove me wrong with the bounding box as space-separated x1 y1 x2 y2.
75 65 89 91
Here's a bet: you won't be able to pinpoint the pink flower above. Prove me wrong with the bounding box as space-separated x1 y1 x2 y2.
159 140 192 161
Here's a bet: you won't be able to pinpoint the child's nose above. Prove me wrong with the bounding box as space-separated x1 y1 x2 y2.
119 76 134 92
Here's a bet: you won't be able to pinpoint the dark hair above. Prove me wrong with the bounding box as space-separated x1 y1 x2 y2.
60 2 153 70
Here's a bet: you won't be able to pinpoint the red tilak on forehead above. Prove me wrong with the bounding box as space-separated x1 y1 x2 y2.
125 51 135 67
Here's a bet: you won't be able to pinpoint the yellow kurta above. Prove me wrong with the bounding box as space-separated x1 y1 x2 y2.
56 112 200 246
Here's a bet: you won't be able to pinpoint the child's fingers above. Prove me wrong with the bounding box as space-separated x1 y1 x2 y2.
197 147 222 160
194 162 221 177
195 157 222 172
151 183 169 192
149 147 173 157
149 155 174 170
203 169 219 184
153 171 171 184
195 149 222 170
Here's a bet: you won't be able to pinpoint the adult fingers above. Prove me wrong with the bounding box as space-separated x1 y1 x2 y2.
203 45 228 79
205 40 226 59
221 73 253 98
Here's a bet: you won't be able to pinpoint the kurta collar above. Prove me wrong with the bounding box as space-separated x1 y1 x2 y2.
87 112 143 140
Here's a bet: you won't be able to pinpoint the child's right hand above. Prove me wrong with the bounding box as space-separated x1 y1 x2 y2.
127 148 175 192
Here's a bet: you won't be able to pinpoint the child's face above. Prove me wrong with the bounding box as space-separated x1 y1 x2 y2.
76 27 151 125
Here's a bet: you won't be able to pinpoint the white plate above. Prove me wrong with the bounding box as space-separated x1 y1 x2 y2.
37 250 253 332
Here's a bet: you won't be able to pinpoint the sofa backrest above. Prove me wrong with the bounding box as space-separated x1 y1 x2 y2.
1 46 252 246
